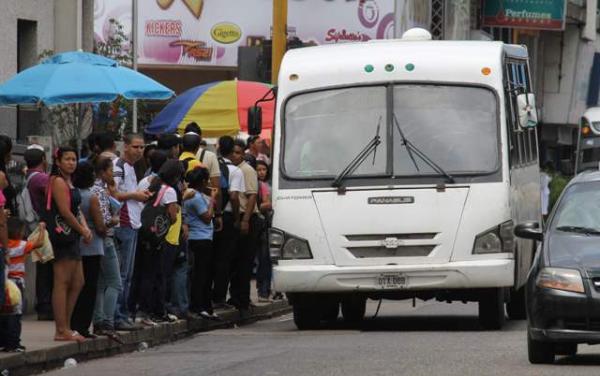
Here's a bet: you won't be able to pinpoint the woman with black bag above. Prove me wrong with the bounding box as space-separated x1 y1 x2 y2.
46 146 92 342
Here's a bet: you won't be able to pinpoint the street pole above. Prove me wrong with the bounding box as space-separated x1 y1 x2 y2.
394 0 400 38
132 0 139 134
271 0 287 84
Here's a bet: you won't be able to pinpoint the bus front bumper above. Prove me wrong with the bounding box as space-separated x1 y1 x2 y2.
272 259 514 292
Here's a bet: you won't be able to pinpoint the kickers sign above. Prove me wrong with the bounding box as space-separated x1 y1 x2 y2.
95 0 394 67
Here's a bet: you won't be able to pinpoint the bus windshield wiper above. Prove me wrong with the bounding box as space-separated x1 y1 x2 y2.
393 115 455 184
556 226 600 236
332 116 382 189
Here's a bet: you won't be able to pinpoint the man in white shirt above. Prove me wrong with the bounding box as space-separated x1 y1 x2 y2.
212 136 245 309
112 134 151 330
230 139 260 312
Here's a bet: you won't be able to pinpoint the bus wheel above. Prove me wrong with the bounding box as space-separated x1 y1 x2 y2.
293 302 321 330
506 286 526 320
478 288 505 330
341 297 366 324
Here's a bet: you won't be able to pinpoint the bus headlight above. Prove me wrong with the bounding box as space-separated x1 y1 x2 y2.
269 228 313 260
473 221 514 254
473 230 502 254
536 267 585 294
282 237 312 259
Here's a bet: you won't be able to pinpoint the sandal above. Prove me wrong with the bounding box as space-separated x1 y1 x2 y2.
54 330 86 343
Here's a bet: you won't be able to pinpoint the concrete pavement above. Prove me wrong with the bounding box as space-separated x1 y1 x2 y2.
40 300 600 376
0 284 290 376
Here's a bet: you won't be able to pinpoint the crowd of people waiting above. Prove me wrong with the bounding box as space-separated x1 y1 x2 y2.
0 123 277 351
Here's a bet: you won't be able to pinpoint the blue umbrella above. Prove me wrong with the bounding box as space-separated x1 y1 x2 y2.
0 51 173 106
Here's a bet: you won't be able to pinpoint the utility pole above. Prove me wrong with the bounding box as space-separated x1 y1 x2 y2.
132 0 139 133
271 0 287 84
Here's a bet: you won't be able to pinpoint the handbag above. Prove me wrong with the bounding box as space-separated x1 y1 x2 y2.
44 177 78 247
1 279 22 314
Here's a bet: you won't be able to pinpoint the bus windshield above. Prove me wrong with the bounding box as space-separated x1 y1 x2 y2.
283 84 499 180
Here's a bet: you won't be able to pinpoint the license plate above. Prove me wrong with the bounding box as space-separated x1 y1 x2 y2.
376 273 407 289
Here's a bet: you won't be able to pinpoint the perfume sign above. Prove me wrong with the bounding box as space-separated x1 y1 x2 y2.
482 0 566 31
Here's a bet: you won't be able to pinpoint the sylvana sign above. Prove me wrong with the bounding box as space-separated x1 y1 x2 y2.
94 0 396 67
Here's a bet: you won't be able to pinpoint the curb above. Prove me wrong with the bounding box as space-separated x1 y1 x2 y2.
0 301 291 376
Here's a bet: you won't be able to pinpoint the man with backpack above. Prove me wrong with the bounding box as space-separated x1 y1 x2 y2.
212 136 245 309
22 145 53 321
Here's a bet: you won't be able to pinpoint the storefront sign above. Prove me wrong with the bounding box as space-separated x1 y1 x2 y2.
482 0 566 31
94 0 395 67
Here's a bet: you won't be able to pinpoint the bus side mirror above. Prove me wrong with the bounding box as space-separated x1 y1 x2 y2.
248 106 262 136
517 93 538 129
514 221 543 241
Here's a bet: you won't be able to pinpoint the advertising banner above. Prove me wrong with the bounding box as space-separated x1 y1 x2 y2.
94 0 395 67
482 0 566 31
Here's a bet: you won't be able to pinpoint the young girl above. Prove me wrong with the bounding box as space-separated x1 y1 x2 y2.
70 162 107 338
46 146 92 342
185 167 218 319
92 157 122 337
139 159 183 322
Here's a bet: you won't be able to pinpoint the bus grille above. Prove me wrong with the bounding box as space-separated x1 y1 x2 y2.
345 245 436 258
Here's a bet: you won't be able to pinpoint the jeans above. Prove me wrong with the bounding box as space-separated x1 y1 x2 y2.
169 257 189 316
229 215 260 309
0 314 21 348
0 248 5 306
71 255 101 334
256 224 272 298
138 242 178 316
114 227 138 324
94 238 122 329
189 239 214 313
212 213 237 303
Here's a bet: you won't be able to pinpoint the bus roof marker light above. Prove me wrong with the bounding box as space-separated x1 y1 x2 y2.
385 64 394 72
405 63 415 72
482 67 492 76
364 64 374 73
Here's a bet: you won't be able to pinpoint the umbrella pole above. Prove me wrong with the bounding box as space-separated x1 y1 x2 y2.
76 103 82 155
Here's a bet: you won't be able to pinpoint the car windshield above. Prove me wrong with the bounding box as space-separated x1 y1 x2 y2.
552 182 600 233
283 84 499 179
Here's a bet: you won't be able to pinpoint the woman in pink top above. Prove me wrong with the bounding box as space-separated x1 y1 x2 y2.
255 160 273 301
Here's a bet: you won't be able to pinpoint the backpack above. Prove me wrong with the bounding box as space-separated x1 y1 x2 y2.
17 172 40 232
139 185 171 249
181 157 195 176
199 149 231 209
218 157 231 209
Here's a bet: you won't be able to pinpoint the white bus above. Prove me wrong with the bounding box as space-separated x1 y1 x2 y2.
265 29 541 330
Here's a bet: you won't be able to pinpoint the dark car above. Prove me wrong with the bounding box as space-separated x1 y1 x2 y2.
515 170 600 364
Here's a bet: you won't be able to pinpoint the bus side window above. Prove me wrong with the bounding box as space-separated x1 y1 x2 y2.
505 60 536 166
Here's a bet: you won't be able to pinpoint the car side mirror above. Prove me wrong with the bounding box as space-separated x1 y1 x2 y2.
517 93 538 128
514 221 543 241
247 106 262 136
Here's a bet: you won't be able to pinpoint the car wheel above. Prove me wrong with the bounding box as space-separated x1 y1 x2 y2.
293 302 321 330
528 331 555 364
554 343 577 357
322 301 340 323
478 288 506 330
341 296 366 324
506 286 526 320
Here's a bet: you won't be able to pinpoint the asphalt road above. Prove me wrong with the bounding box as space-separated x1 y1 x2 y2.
44 300 600 376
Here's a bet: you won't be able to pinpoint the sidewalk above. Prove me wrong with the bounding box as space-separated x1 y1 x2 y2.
0 283 290 376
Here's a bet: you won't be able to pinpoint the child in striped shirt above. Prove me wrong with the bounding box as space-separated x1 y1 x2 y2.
1 218 45 352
